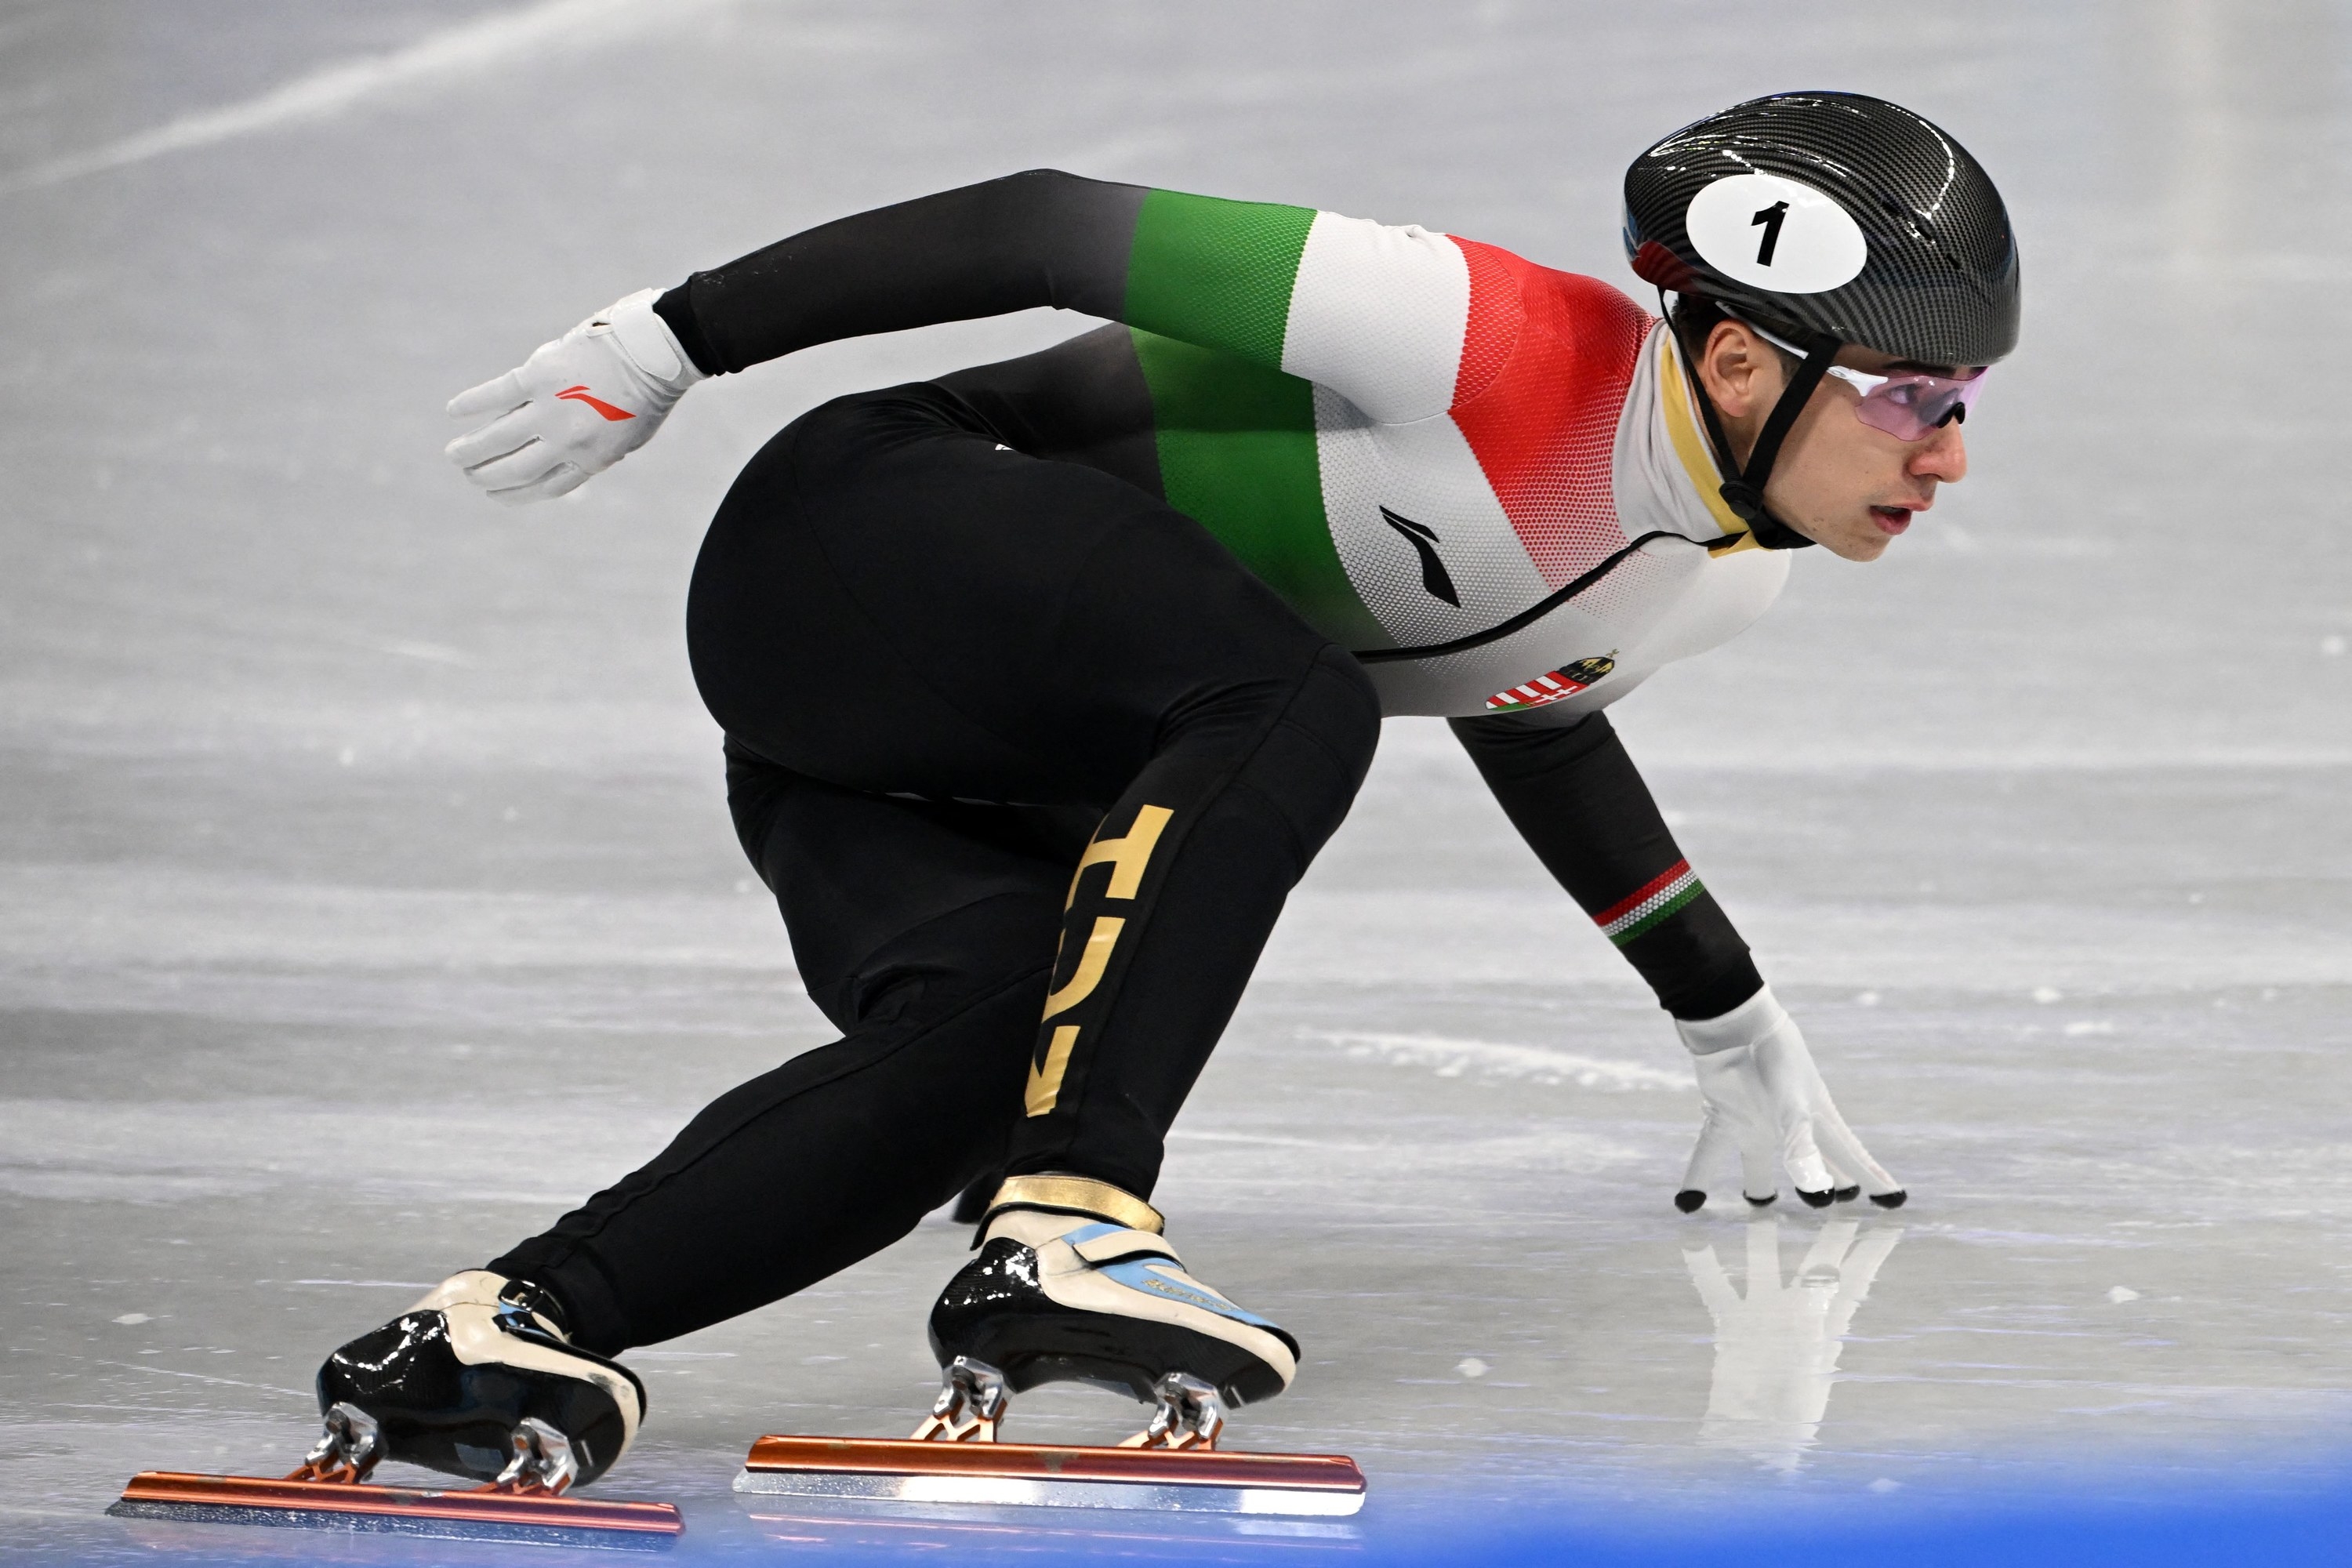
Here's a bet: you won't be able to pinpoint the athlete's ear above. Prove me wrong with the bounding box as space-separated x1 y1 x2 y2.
1697 320 1780 421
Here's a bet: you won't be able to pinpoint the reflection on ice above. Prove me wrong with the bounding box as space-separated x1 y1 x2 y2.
1683 1221 1904 1474
742 1501 1362 1555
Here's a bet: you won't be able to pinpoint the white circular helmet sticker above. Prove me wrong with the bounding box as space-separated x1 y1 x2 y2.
1683 172 1867 294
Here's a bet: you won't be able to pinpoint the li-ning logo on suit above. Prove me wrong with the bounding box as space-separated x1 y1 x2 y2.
1378 507 1461 607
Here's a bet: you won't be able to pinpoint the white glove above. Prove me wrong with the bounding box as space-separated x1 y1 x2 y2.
1675 984 1904 1212
444 289 705 504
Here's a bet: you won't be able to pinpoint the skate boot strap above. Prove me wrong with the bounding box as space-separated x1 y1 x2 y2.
978 1174 1164 1236
1062 1222 1182 1269
405 1270 571 1340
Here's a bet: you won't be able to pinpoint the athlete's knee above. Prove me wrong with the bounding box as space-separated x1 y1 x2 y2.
822 890 1060 1038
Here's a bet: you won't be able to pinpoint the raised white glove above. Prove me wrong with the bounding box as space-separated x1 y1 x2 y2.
1675 984 1904 1213
443 289 705 504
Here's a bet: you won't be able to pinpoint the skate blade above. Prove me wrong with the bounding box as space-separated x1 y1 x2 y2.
733 1436 1365 1517
109 1471 684 1550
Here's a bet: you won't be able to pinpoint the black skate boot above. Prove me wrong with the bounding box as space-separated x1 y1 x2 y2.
312 1270 645 1491
924 1175 1298 1446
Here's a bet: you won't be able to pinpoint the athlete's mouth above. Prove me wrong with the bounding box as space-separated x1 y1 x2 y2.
1869 506 1915 536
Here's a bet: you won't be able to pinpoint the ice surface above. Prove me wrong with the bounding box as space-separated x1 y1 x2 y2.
2 1 2348 1561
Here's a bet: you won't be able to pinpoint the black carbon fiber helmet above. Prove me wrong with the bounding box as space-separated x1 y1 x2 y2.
1624 91 2019 368
1621 92 2019 544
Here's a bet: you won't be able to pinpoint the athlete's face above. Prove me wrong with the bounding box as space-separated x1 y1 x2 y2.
1696 321 1972 562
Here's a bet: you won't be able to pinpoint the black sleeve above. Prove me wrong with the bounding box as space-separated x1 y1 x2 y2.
649 170 1149 376
1449 710 1762 1022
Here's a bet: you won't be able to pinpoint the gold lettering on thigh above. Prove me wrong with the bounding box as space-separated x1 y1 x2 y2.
1025 1025 1081 1116
1041 916 1124 1021
1065 804 1173 909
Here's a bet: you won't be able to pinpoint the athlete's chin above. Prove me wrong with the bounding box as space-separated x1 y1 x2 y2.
1812 524 1893 563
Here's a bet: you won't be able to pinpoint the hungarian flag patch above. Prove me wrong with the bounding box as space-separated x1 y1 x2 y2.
1484 654 1617 713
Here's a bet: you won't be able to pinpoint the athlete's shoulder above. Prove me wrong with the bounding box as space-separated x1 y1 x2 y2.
1440 235 1652 406
1449 238 1648 330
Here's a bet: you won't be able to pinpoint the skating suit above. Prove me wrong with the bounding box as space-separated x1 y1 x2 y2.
485 175 1788 1351
657 172 1791 725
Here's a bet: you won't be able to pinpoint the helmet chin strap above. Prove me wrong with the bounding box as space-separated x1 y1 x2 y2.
1667 293 1838 550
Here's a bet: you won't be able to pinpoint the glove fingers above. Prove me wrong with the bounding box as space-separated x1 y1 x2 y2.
463 438 578 492
488 462 586 505
448 370 527 421
1773 1029 1902 1203
1690 1050 1780 1206
1679 1110 1743 1211
445 406 549 473
1780 1115 1834 1206
1750 1024 1836 1203
1733 1106 1781 1206
1811 1094 1901 1199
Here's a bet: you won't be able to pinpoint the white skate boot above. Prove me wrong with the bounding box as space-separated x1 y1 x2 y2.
310 1271 645 1490
111 1272 681 1544
922 1175 1297 1446
731 1175 1360 1516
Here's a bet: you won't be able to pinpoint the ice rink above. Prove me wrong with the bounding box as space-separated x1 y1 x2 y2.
4 1 2350 1561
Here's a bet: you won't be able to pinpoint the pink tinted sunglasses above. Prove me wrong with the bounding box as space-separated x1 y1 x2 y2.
1749 322 1987 442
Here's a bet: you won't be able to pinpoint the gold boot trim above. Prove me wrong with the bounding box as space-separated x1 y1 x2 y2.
982 1174 1163 1236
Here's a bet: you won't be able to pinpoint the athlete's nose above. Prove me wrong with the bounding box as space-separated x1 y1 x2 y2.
1910 423 1967 485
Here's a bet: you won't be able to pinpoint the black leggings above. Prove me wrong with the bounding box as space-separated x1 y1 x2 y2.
490 385 1381 1352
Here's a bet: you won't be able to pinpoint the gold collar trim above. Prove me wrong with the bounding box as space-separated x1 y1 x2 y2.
1657 332 1759 553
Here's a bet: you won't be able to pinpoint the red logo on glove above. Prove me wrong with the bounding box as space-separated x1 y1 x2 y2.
556 385 635 422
